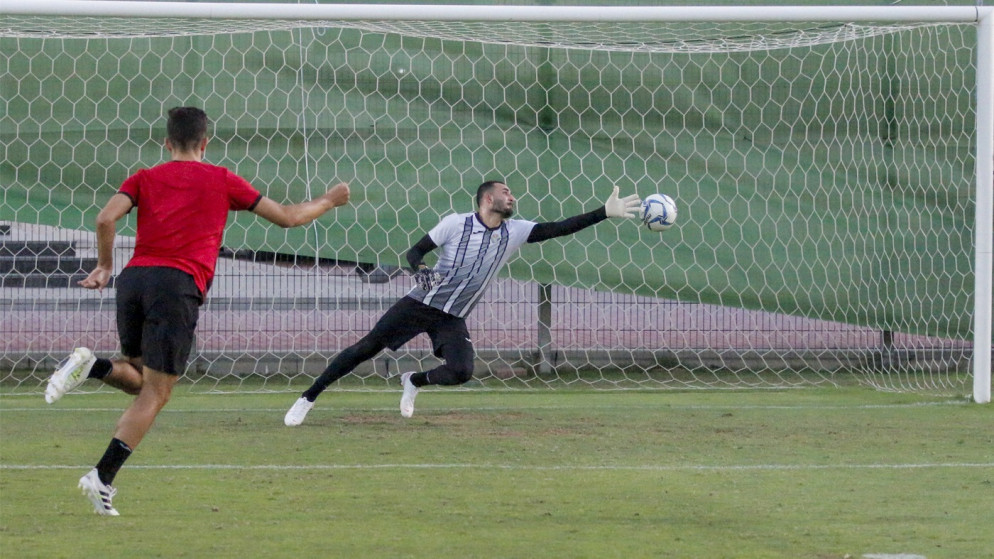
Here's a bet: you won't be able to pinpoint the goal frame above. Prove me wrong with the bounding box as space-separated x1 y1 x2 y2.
2 1 991 403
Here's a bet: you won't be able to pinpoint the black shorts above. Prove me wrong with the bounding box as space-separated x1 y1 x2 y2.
368 296 472 358
115 266 201 375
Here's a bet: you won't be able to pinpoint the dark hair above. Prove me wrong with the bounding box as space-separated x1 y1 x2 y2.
475 180 505 207
167 107 209 151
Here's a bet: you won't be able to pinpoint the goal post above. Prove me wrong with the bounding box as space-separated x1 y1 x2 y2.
1 2 990 402
974 10 993 404
0 2 984 23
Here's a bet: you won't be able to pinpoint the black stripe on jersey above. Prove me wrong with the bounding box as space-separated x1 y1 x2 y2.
452 222 510 314
422 215 475 313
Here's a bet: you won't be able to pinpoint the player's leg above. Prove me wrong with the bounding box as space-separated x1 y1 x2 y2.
112 366 179 448
286 298 427 425
108 267 148 395
99 357 144 395
284 334 388 426
81 366 178 516
80 267 198 516
45 353 144 402
400 317 474 418
93 368 176 482
417 318 475 386
302 334 389 400
86 266 158 396
46 268 148 403
110 266 196 449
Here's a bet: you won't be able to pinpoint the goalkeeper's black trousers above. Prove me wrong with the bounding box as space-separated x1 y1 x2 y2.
302 297 475 401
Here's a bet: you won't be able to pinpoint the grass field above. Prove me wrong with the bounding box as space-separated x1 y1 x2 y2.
1 386 991 559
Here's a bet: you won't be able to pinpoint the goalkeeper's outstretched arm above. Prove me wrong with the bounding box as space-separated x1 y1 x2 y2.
527 206 607 243
527 185 640 243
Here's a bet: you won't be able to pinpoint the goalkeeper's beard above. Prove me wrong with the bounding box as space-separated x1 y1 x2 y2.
495 204 514 219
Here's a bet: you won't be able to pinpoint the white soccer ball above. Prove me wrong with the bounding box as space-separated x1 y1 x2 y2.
640 193 677 232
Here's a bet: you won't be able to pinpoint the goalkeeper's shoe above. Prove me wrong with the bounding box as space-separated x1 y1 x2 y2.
399 372 419 418
284 396 314 426
78 468 119 516
45 347 96 404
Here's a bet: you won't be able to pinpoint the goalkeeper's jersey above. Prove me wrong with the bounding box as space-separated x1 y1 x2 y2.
407 212 536 318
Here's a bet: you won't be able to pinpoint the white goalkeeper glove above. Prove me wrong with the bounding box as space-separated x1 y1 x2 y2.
413 266 443 291
603 185 641 219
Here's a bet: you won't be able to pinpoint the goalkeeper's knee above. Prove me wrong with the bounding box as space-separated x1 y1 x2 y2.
427 360 474 386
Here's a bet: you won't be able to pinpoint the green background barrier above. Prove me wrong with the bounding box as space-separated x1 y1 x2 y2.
0 23 977 339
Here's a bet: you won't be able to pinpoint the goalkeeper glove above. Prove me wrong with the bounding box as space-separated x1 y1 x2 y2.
604 185 641 219
413 267 443 291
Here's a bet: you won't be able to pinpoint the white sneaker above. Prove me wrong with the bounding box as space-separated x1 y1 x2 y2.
46 347 96 404
78 468 119 516
399 372 419 418
284 396 314 426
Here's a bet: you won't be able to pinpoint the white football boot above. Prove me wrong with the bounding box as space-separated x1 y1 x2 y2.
284 397 315 426
45 347 96 404
78 468 119 516
399 372 419 418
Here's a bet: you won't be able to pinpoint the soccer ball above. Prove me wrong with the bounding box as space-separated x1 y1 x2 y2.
640 194 677 231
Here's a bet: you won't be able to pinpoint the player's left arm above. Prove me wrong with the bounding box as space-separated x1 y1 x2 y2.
527 185 640 243
252 182 350 228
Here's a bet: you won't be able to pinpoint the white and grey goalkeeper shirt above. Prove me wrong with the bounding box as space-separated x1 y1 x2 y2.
407 212 536 318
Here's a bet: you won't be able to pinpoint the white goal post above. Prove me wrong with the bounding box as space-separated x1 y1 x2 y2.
1 2 990 402
0 2 986 23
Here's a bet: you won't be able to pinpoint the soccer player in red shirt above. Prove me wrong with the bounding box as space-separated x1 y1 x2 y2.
44 107 351 516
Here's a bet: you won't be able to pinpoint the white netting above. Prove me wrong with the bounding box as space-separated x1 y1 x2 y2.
0 7 981 395
1 14 928 52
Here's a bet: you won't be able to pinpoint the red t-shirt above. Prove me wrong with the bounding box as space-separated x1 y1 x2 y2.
119 160 263 297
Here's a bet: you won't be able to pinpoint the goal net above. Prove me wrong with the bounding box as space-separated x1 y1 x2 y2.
2 3 991 399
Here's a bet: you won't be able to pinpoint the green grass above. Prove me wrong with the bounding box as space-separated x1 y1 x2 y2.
1 387 991 559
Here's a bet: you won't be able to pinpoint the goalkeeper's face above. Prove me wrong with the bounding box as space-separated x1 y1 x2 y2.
489 184 515 218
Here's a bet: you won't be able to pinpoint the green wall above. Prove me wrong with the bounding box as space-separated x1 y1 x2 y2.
0 22 977 338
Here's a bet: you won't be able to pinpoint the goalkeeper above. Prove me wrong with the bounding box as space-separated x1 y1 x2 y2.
285 180 639 425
